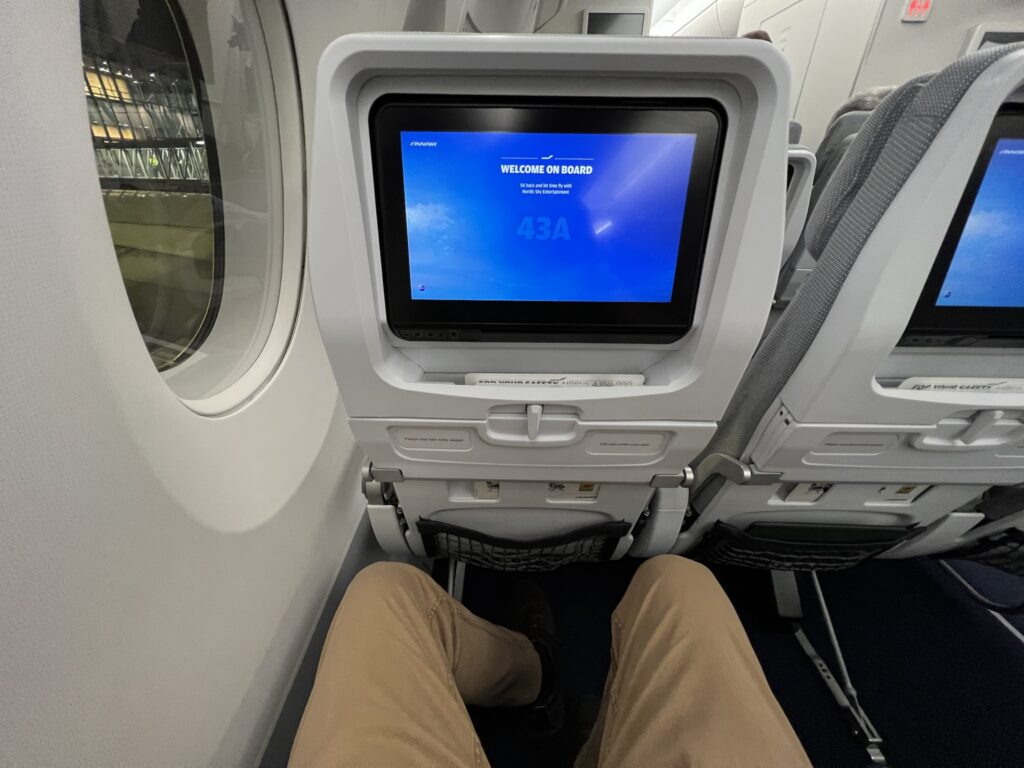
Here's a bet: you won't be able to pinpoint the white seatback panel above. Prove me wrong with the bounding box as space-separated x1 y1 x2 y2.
309 34 789 554
677 49 1024 562
351 416 716 483
311 34 789 431
747 52 1024 485
750 407 1024 485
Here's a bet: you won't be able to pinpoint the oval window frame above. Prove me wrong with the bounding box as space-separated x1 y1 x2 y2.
170 0 305 415
82 0 306 415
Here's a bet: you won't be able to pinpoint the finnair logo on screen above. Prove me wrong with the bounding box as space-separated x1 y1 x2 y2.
408 140 437 147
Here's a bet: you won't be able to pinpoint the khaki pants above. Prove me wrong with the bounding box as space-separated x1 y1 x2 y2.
290 556 811 768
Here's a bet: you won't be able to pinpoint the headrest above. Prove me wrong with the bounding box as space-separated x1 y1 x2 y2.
825 86 898 128
804 76 929 258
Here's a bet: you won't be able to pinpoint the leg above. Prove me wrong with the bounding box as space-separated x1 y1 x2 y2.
290 562 542 768
575 556 810 768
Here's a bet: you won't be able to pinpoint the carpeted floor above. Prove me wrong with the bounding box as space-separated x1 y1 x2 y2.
462 556 1024 768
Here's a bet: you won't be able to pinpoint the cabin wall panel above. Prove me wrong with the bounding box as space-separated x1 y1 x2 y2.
856 0 1024 94
0 1 364 766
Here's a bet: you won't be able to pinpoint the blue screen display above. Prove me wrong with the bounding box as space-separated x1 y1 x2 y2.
937 137 1024 308
399 130 697 302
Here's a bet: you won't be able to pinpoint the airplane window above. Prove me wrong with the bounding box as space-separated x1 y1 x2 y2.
79 0 296 407
80 0 221 372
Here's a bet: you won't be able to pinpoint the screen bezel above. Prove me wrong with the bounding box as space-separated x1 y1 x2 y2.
904 107 1024 341
369 95 725 343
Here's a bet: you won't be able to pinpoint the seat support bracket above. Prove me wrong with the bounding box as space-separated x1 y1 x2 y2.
773 570 888 766
695 453 782 486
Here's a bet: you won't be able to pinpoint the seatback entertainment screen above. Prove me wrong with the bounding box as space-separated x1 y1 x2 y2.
934 137 1024 308
371 97 724 343
904 109 1024 344
400 130 696 303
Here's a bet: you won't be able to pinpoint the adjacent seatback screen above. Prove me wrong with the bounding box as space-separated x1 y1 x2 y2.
371 97 724 343
400 130 696 303
935 138 1024 308
904 109 1024 343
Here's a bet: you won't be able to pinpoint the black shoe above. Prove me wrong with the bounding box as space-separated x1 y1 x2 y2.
504 578 565 735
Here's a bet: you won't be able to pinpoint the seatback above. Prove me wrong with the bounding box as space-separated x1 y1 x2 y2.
309 34 790 569
677 44 1024 570
783 146 815 274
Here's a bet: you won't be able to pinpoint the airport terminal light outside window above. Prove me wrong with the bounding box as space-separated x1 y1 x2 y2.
81 0 222 372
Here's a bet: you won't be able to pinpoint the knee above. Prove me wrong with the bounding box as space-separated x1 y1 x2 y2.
345 561 437 606
627 555 728 611
636 554 717 585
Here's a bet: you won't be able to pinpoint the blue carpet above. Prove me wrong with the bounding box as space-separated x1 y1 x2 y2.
946 558 1024 633
463 556 1024 768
